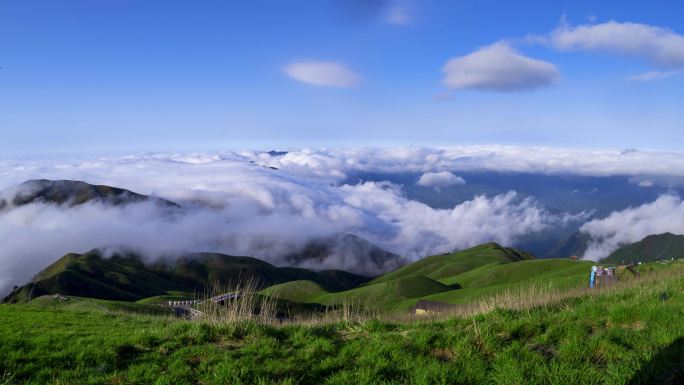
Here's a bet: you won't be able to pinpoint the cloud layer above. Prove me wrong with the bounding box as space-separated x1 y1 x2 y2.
284 61 361 88
0 148 587 295
4 145 684 293
442 42 560 92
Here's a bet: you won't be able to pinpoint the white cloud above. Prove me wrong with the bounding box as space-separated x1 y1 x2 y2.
284 61 361 88
416 171 465 188
5 145 684 293
7 146 684 189
247 146 684 182
337 186 554 259
442 41 560 92
385 5 411 26
580 194 684 261
551 21 684 68
628 70 679 81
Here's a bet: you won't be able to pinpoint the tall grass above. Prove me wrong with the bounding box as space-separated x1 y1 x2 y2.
188 278 379 327
193 278 279 325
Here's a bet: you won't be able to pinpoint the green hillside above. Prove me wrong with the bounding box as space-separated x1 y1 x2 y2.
260 280 329 303
258 243 599 312
3 249 371 304
370 242 535 284
27 294 172 315
603 233 684 264
262 275 452 311
315 275 452 311
422 259 593 305
260 243 559 311
440 258 591 288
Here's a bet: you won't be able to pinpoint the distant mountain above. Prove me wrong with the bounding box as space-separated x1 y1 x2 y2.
2 249 371 304
602 233 684 264
283 233 406 275
545 231 590 259
0 179 179 210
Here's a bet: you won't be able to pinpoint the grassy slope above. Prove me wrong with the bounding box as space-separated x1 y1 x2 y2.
27 295 171 316
135 293 196 304
260 280 329 303
262 244 583 311
422 259 594 305
2 269 684 384
316 276 453 311
370 243 534 284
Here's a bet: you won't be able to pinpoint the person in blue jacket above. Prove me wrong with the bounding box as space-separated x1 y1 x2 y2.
589 265 597 288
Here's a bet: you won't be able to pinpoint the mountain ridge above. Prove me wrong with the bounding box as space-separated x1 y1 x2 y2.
2 248 372 304
0 179 179 209
602 233 684 264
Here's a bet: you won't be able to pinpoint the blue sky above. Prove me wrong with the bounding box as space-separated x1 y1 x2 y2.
2 0 684 155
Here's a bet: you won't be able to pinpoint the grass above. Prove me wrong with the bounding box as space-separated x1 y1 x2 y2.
316 276 453 311
2 265 684 384
262 258 596 312
370 243 534 284
260 244 553 312
259 280 329 303
27 295 172 316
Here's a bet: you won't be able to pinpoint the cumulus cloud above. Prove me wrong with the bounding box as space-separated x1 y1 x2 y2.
580 194 684 261
416 171 465 188
284 61 361 88
551 21 684 68
442 42 560 92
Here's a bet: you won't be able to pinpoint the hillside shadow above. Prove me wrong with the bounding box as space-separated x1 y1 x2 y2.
628 338 684 385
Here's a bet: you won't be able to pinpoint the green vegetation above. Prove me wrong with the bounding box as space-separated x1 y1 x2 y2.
604 232 684 264
3 250 371 304
371 243 535 284
262 243 590 312
317 275 453 311
422 259 594 306
2 264 684 384
260 280 329 303
26 294 171 316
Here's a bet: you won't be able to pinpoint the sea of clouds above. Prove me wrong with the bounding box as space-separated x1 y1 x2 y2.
2 145 684 294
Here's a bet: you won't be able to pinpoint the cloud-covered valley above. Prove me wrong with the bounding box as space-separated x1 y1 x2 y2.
3 145 684 294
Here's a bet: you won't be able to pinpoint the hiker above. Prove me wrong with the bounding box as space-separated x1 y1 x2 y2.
590 266 597 288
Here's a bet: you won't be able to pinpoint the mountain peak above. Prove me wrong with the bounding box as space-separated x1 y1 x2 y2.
0 179 179 209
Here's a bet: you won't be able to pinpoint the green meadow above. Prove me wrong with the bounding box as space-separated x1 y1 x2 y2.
2 262 684 385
